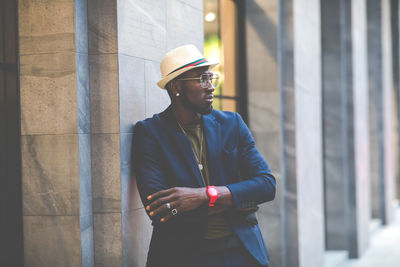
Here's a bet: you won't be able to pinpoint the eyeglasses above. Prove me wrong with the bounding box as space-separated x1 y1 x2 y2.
177 72 220 88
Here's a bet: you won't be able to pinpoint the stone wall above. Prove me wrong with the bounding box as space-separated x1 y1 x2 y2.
18 0 203 266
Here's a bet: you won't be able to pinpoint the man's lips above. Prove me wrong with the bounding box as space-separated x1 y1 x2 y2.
205 94 214 102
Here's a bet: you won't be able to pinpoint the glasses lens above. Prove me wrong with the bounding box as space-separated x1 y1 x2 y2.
211 76 219 87
200 73 219 88
200 74 210 85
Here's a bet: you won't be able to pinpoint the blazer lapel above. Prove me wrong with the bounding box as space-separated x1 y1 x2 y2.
202 112 223 186
159 107 204 187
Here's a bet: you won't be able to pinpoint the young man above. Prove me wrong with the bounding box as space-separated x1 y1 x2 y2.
132 44 276 267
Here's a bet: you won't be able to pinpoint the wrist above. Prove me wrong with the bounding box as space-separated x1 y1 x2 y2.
200 187 209 204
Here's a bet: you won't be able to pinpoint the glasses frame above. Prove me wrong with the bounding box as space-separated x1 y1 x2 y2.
177 72 220 88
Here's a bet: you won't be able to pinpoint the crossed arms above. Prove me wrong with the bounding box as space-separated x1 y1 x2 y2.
132 113 276 224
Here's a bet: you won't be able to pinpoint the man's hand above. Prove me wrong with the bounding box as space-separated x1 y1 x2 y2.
145 187 208 222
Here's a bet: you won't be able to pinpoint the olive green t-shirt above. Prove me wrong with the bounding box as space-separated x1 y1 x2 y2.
182 123 233 239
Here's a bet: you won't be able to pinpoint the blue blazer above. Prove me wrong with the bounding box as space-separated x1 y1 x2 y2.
132 106 276 266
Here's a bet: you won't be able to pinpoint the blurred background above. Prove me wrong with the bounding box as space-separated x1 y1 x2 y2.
1 0 399 266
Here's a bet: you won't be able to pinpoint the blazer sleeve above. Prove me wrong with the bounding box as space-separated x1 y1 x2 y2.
132 121 207 225
226 113 276 210
132 121 169 205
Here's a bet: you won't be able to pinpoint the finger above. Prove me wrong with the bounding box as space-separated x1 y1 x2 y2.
146 195 176 213
160 209 177 222
147 188 175 201
150 201 178 217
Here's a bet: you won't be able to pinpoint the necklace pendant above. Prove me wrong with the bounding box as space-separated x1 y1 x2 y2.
198 163 203 170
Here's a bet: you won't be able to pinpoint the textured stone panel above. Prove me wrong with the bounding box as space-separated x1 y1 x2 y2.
118 0 167 61
89 54 119 134
145 60 170 117
88 0 117 54
253 131 280 173
247 0 279 12
80 213 94 267
93 213 123 267
91 134 121 213
121 133 143 212
249 91 280 133
79 134 92 217
18 0 75 55
166 0 204 51
23 215 81 267
75 0 89 54
22 134 79 216
179 0 203 10
20 52 77 135
246 1 278 74
257 181 282 267
77 53 90 134
119 54 145 133
122 208 152 267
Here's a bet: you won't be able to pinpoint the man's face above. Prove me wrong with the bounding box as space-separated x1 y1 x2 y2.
177 67 215 115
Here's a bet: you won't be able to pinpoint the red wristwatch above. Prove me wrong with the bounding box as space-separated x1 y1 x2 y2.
206 186 218 207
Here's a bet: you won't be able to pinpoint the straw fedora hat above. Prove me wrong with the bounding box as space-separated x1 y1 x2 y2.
157 44 219 89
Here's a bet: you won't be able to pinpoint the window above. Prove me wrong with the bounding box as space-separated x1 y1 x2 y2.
204 0 247 117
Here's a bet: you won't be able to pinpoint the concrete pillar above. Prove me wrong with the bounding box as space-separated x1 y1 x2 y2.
118 1 204 266
367 0 395 225
19 0 93 266
245 1 282 267
279 0 325 266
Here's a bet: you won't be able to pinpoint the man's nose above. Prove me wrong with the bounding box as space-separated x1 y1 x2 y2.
206 81 215 92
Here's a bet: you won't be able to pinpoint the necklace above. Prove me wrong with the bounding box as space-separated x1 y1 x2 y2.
177 121 204 171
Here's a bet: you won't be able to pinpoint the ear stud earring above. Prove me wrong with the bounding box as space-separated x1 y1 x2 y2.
176 93 180 96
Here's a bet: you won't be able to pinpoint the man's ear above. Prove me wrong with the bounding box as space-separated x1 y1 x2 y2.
170 80 181 96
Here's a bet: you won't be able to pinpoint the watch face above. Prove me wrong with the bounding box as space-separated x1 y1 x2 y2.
209 187 217 196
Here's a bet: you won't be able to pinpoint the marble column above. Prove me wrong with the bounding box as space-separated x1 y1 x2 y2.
245 1 282 267
321 0 348 251
19 0 93 266
381 0 396 222
118 1 204 266
279 0 325 266
390 0 400 202
87 0 122 266
367 0 382 220
321 0 371 258
350 0 371 257
293 0 325 266
367 0 395 225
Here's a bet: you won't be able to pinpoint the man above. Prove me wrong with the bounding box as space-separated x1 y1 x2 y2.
132 44 276 267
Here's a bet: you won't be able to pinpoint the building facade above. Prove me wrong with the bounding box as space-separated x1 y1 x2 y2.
1 0 399 266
